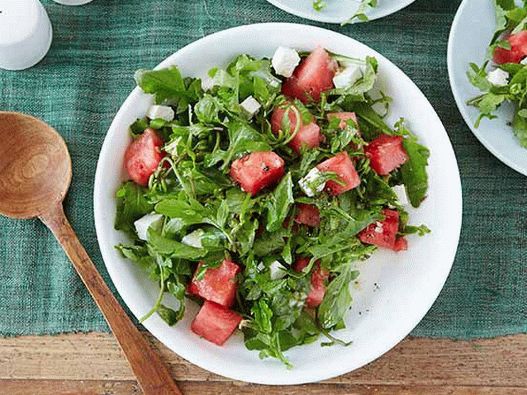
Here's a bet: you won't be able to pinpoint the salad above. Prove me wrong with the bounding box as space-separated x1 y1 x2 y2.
115 45 430 366
468 0 527 148
312 0 377 22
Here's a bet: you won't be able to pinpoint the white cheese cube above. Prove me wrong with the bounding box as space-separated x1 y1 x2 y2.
146 105 175 122
298 167 326 197
240 95 261 118
181 229 205 249
269 260 287 280
333 64 363 89
134 213 163 241
392 185 409 206
257 262 266 272
201 76 215 91
487 69 509 87
521 57 527 65
272 46 301 78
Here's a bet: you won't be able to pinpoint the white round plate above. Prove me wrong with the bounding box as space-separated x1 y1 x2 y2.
94 23 462 385
448 0 527 175
266 0 416 24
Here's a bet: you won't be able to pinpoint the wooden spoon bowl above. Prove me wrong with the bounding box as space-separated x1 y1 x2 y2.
0 112 181 395
0 113 71 219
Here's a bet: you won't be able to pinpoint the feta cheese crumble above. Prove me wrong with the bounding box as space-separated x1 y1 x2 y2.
181 229 205 248
392 185 409 206
487 68 509 87
269 260 287 280
146 105 175 122
298 167 326 197
201 76 215 91
134 213 163 241
272 46 301 78
240 95 261 118
333 64 364 89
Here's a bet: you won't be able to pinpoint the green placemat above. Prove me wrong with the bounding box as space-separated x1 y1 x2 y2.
0 0 525 338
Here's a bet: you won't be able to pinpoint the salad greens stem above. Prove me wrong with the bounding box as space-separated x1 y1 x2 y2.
139 259 166 323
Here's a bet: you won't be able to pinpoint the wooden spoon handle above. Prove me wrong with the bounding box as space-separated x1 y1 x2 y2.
40 204 182 395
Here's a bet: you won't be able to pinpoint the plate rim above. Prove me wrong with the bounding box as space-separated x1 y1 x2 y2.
447 0 527 176
94 22 463 385
265 0 417 24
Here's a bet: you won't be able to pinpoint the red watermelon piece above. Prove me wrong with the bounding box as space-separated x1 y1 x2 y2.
316 151 361 195
365 135 409 176
191 301 242 346
230 151 285 196
124 128 165 186
282 47 337 103
190 260 241 307
271 103 322 153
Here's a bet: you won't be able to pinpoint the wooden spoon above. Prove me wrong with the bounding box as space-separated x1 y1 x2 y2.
0 112 182 395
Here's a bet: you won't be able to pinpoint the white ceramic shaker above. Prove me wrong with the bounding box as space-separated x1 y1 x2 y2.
0 0 53 70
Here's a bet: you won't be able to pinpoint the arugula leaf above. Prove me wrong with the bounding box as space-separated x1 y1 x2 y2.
157 304 179 326
135 67 199 109
147 229 207 260
347 0 378 23
293 311 321 345
318 264 360 329
353 102 392 137
251 300 273 334
205 120 271 170
235 218 259 256
348 56 378 95
155 198 210 226
195 94 222 124
467 62 492 91
400 133 430 208
512 107 527 147
115 182 153 236
312 0 326 11
266 173 294 232
115 244 156 275
306 209 381 259
179 166 229 196
253 228 288 257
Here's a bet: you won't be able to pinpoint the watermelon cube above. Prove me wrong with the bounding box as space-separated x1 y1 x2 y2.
190 260 240 307
230 151 285 196
359 209 400 250
365 135 409 176
282 47 337 103
191 301 242 346
294 203 320 227
271 103 322 153
124 128 165 186
316 151 360 195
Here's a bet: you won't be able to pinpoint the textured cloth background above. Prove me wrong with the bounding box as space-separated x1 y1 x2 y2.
0 0 525 338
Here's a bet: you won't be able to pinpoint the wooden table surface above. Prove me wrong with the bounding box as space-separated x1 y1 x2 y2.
1 333 526 394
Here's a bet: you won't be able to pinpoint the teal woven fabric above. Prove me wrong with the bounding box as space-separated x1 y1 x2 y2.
0 0 525 338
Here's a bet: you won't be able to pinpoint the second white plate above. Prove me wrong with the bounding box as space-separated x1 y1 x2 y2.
266 0 417 24
448 0 527 175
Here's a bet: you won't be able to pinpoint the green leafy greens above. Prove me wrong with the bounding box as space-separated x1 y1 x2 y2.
312 0 378 24
114 48 430 367
467 0 527 147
